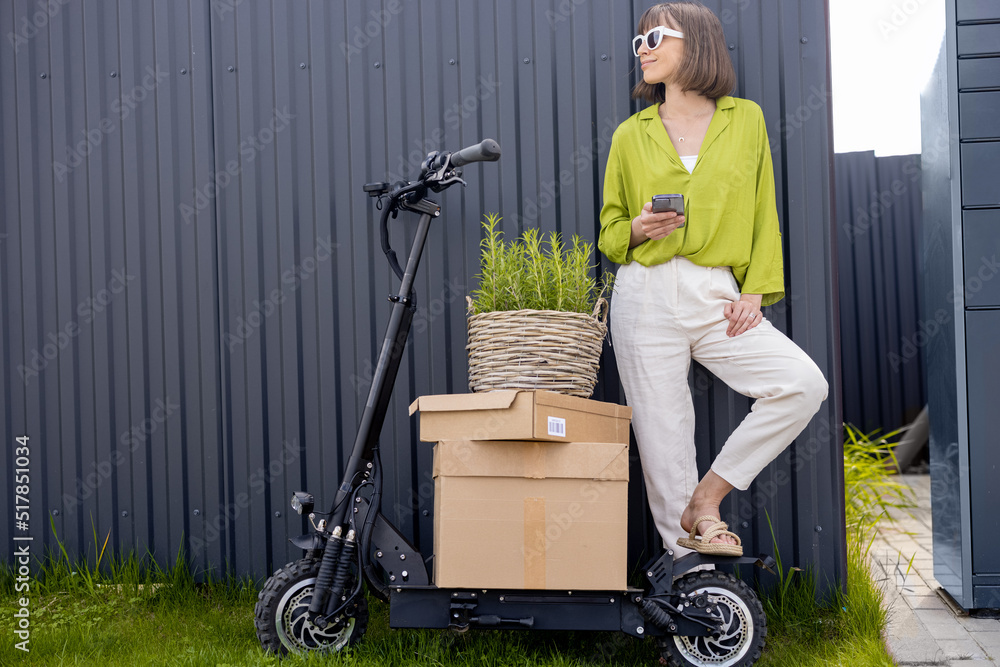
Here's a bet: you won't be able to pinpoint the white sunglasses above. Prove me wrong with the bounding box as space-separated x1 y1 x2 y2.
632 25 684 57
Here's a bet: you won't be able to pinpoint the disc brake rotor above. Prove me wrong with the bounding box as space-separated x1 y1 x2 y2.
276 579 355 653
673 586 753 666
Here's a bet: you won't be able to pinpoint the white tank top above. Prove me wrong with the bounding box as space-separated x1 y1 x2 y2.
680 154 698 173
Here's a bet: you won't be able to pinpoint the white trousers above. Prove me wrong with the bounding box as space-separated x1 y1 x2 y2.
610 255 829 554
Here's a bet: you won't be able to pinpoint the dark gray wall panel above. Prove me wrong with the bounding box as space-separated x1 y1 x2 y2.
961 91 1000 138
957 0 1000 22
957 23 1000 56
0 0 221 573
963 210 1000 307
959 56 1000 90
835 152 926 433
967 310 1000 575
961 142 1000 206
922 0 1000 609
2 0 844 594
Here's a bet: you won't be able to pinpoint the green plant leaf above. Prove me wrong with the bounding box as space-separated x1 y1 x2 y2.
468 214 608 314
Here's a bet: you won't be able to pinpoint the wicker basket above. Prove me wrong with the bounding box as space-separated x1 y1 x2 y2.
466 296 609 398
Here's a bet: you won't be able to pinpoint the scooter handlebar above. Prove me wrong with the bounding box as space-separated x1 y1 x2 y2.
449 139 501 167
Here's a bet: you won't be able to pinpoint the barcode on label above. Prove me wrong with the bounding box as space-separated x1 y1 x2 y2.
547 416 566 437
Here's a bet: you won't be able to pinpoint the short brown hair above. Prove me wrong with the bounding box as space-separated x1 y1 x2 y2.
631 2 737 103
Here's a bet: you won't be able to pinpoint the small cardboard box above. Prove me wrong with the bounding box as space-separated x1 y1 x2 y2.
432 439 629 590
409 390 632 444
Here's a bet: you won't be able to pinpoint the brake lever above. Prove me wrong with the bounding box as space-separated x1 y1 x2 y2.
420 150 467 191
428 169 466 192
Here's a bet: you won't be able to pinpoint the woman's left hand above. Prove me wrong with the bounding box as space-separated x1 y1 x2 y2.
724 294 763 337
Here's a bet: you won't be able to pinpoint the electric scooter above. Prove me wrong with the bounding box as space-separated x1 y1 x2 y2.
253 138 776 666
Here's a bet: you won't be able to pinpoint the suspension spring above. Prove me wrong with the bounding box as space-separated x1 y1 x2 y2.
307 526 345 619
640 598 676 631
324 529 358 616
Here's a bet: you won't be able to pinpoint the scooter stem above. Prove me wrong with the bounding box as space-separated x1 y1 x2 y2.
332 200 439 512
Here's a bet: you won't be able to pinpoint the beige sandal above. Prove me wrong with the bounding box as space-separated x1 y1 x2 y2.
676 515 743 556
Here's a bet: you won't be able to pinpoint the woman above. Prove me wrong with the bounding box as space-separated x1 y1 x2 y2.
599 1 828 557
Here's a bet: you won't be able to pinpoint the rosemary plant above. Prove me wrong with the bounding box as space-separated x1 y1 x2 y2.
468 214 613 315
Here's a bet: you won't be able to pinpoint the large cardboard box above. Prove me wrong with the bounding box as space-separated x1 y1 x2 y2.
432 439 629 590
409 390 632 444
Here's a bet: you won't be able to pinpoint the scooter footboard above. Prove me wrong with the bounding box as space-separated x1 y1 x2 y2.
389 587 648 637
644 550 777 596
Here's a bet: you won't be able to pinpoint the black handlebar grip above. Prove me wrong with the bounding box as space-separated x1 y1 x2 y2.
449 139 501 167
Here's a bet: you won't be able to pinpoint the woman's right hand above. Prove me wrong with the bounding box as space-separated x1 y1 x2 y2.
630 202 686 247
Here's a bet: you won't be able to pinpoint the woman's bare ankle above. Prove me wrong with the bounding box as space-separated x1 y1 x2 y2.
680 503 738 545
680 503 720 532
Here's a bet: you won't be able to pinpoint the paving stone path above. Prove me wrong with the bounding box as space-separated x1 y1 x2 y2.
872 474 1000 666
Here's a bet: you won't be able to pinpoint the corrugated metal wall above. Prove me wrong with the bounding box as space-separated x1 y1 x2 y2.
835 151 926 434
1 0 223 571
2 0 843 591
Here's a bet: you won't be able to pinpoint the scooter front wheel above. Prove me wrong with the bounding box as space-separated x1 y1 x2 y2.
657 570 766 667
255 557 369 655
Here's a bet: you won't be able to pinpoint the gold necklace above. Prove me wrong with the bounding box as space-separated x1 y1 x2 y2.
661 107 713 143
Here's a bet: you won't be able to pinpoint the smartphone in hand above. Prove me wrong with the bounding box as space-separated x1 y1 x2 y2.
651 194 685 227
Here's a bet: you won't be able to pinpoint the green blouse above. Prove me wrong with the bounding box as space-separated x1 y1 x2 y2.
598 95 785 307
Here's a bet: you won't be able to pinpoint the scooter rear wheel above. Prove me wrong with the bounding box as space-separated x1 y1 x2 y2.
657 570 766 667
255 557 369 655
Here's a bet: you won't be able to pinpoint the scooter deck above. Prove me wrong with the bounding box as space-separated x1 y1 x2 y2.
384 550 775 637
388 585 650 636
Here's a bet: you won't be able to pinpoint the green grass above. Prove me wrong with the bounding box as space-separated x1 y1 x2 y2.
3 423 911 666
3 564 658 666
750 525 896 667
753 422 914 666
0 545 891 667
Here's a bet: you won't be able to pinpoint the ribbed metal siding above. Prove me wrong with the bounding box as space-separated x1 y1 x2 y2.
0 0 223 572
835 151 926 435
2 0 843 591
